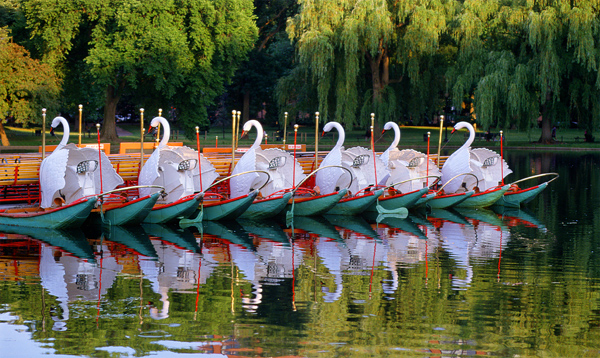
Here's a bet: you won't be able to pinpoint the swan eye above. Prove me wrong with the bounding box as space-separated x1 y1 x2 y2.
178 159 197 171
76 160 98 174
408 157 424 168
268 156 286 169
352 154 370 167
482 157 498 167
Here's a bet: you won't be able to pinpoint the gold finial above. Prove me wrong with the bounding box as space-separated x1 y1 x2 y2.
140 108 144 113
427 131 431 137
79 104 82 110
195 126 199 133
158 108 162 116
96 123 100 129
294 124 298 130
42 108 46 115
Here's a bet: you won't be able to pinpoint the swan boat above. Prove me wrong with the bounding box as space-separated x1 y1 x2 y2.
41 116 162 226
379 121 440 210
138 116 218 224
230 120 348 218
230 120 304 220
438 121 513 209
493 173 559 208
0 195 97 229
315 122 387 216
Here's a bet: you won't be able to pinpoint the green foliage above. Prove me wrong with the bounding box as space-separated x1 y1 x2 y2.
448 0 600 142
0 27 60 126
19 0 257 138
280 0 456 129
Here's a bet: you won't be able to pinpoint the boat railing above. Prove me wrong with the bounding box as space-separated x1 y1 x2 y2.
508 172 559 187
95 185 166 202
291 165 353 195
202 170 270 200
382 175 442 192
435 173 479 194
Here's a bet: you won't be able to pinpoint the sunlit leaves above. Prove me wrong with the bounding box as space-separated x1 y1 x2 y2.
0 27 60 126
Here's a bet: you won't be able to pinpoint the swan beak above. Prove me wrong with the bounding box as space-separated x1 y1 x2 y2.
147 126 157 135
381 129 386 135
240 130 246 138
451 128 457 134
321 130 326 137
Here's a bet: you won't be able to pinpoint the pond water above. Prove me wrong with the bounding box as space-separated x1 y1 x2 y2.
1 150 600 358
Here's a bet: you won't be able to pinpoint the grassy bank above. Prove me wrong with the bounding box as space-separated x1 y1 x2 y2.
3 123 599 154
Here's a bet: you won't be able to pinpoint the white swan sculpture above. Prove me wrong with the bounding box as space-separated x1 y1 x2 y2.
39 116 123 208
316 121 387 195
440 121 511 193
380 121 440 193
230 120 305 198
138 116 218 203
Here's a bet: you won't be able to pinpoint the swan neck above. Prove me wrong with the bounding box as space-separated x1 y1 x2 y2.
332 123 345 149
157 117 170 148
57 117 69 149
251 121 263 148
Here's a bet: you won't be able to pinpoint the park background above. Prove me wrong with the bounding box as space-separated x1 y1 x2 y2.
2 0 600 150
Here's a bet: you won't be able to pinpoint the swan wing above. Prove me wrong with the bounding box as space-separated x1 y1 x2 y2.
74 147 123 194
396 149 440 188
441 145 472 193
256 148 306 196
341 146 388 193
316 147 345 194
469 148 513 190
39 148 69 208
139 149 161 197
231 147 259 197
169 145 218 192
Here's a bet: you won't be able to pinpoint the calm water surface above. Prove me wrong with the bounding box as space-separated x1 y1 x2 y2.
1 151 600 357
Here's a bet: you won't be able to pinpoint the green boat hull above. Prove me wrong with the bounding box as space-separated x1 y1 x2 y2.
494 183 548 208
414 192 436 207
143 193 203 224
366 187 429 213
240 192 292 220
0 225 95 260
326 189 383 215
426 191 474 209
456 185 510 208
93 192 161 226
142 223 201 253
285 189 347 217
202 191 258 221
103 224 158 258
0 196 97 229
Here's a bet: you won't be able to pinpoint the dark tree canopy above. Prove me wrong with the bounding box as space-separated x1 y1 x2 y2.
20 0 258 140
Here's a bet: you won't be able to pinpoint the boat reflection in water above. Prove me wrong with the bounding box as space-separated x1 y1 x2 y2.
0 204 549 355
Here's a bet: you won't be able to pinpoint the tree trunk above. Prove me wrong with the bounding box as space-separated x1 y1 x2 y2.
101 84 120 142
538 92 554 144
368 44 389 104
538 116 553 144
0 122 10 146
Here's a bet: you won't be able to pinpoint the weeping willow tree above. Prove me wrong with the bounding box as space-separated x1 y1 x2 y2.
278 0 457 128
448 0 600 143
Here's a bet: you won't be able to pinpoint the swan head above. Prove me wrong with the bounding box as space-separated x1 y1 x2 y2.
149 116 167 128
323 121 343 135
382 121 398 134
241 120 262 136
451 121 473 134
51 116 67 129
